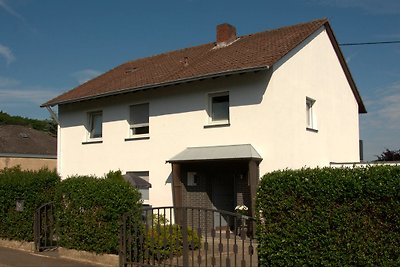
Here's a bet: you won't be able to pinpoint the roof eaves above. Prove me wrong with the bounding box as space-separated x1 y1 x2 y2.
41 65 269 107
0 153 57 159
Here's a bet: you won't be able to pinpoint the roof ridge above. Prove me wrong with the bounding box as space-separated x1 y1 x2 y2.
122 18 328 68
240 18 328 38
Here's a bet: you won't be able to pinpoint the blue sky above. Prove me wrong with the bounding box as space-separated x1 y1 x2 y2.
0 0 399 161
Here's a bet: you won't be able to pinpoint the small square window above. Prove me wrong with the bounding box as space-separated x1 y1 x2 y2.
306 97 317 130
187 172 199 186
130 103 149 136
208 92 229 123
88 111 102 139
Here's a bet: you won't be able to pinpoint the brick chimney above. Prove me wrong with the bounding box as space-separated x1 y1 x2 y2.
216 23 236 44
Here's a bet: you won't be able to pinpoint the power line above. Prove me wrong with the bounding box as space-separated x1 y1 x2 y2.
339 40 400 46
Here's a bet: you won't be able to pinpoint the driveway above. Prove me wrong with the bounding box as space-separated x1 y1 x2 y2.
0 246 106 267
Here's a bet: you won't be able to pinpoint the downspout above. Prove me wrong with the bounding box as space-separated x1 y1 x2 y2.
45 106 59 125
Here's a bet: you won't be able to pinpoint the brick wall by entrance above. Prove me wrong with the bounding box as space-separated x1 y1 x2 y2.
180 161 250 232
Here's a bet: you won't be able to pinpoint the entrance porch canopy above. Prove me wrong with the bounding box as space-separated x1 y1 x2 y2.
167 144 262 163
167 144 262 218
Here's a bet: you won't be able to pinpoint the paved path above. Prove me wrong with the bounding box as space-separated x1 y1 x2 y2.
0 247 105 267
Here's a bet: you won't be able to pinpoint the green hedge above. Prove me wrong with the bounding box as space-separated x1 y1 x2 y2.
256 166 400 266
0 167 60 241
55 171 141 254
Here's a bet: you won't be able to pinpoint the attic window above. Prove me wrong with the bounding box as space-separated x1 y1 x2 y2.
125 67 137 74
181 57 189 67
19 133 29 138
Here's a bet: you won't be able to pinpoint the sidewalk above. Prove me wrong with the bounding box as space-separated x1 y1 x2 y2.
0 246 106 267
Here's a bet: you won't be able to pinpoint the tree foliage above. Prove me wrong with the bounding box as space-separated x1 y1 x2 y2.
376 148 400 161
0 111 57 136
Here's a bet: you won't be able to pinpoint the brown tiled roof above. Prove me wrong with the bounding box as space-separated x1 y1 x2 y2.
43 18 366 113
0 125 57 157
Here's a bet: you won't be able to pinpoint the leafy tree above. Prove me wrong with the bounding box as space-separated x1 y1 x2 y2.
0 111 57 136
376 148 400 161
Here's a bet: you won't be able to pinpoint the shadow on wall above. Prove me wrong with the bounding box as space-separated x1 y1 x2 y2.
58 70 272 128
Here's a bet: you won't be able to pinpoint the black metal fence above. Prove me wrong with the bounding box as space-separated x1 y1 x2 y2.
34 202 57 252
119 206 258 267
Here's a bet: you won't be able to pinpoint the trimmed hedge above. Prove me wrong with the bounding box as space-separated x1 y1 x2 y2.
55 171 141 254
256 166 400 266
0 167 60 241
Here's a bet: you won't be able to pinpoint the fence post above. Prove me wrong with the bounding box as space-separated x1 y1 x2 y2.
33 209 39 252
119 213 126 267
182 207 189 267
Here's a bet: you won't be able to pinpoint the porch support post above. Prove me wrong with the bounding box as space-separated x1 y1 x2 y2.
248 160 259 236
172 163 183 207
171 163 183 223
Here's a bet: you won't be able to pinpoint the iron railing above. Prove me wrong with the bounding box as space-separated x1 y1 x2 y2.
120 206 257 267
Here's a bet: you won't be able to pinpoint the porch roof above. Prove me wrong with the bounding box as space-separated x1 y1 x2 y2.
167 144 262 163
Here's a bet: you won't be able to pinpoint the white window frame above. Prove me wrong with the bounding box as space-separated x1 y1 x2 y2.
87 111 103 141
207 91 230 126
129 103 149 138
306 97 317 131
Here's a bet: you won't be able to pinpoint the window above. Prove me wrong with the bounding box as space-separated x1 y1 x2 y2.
306 97 317 130
88 111 102 139
131 171 150 202
208 92 229 124
130 103 149 136
187 172 199 186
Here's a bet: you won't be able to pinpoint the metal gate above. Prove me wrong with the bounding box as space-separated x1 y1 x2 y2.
119 206 257 267
34 202 57 251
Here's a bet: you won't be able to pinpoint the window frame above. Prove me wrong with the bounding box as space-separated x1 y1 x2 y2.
87 111 103 141
206 91 230 126
129 103 150 139
306 97 317 131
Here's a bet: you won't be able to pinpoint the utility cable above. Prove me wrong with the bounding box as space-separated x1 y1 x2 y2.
339 40 400 46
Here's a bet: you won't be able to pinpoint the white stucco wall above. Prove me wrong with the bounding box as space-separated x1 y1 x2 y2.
57 26 361 207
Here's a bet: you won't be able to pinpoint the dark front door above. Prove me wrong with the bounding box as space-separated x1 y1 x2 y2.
211 173 234 228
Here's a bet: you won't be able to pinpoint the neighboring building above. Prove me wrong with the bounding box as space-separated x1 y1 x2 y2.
42 18 366 221
0 125 57 171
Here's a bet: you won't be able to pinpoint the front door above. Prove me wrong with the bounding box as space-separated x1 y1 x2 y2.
211 173 234 228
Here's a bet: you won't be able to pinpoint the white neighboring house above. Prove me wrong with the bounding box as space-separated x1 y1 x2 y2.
42 19 366 218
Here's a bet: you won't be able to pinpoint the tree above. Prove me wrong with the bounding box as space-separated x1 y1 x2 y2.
0 111 57 136
376 148 400 161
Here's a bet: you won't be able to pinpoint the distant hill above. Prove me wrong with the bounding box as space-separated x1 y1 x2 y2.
0 111 57 136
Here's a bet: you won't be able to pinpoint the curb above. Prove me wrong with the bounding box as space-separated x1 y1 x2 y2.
0 239 118 267
0 239 34 252
58 247 118 267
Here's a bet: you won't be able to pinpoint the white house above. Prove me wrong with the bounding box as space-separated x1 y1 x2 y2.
42 18 366 219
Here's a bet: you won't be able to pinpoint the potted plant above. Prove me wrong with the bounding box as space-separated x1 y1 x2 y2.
235 204 249 235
